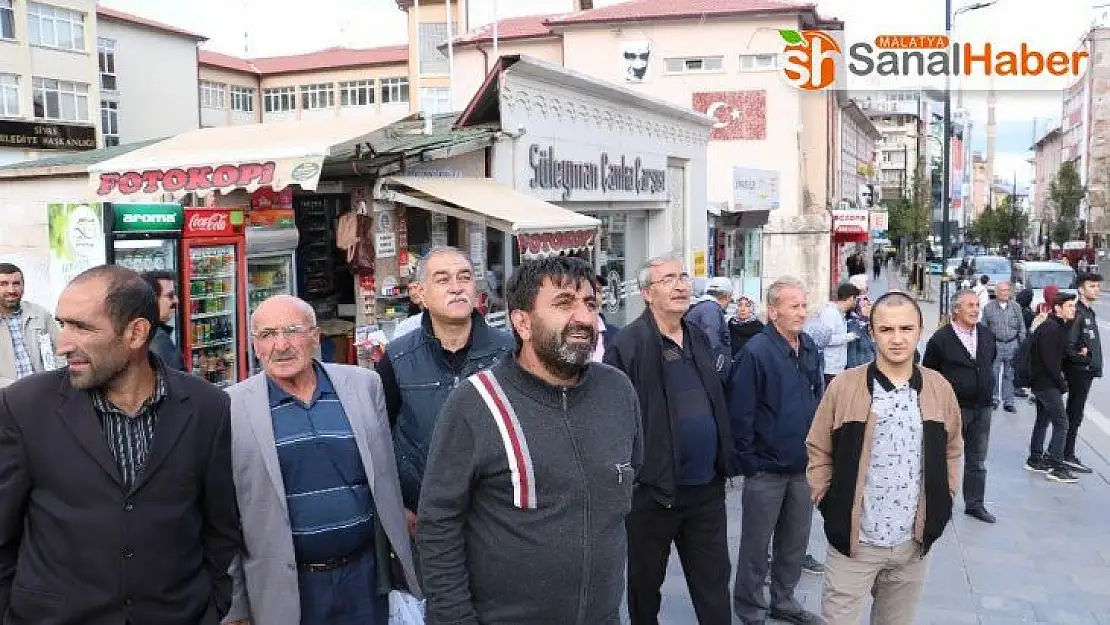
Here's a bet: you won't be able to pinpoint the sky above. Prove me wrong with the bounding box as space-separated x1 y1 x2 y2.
98 0 1099 186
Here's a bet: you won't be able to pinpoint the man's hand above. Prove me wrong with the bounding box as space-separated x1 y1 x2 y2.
224 621 249 625
405 509 417 537
1081 347 1089 357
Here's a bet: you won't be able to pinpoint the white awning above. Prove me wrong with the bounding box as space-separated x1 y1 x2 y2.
87 115 406 201
377 176 601 258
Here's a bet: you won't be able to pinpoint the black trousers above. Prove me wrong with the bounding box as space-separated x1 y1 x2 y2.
1064 371 1095 459
960 405 992 510
1030 386 1068 464
626 480 732 625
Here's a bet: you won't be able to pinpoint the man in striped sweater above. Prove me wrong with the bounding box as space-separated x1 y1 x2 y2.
418 257 642 625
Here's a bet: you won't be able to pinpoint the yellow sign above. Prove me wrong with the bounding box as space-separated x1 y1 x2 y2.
693 251 707 278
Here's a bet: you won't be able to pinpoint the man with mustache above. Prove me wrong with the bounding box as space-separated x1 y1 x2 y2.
376 246 512 535
0 264 241 624
223 295 419 625
604 252 734 625
0 262 61 387
418 257 641 624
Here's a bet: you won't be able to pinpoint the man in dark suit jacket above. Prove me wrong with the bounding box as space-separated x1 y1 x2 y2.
0 265 241 625
922 288 999 524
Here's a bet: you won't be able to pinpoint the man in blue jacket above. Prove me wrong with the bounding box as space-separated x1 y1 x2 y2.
729 276 824 625
686 276 733 373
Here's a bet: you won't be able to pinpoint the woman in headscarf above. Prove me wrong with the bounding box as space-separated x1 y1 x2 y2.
727 294 764 357
846 294 876 368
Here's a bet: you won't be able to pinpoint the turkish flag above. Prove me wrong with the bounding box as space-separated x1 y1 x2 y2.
692 91 767 141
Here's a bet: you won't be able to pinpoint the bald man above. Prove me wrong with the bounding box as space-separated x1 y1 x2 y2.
223 295 420 625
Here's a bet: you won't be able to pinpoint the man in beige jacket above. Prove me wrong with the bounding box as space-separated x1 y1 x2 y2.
806 292 962 625
0 263 60 387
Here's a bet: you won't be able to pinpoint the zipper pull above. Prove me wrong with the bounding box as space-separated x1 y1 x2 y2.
562 389 567 411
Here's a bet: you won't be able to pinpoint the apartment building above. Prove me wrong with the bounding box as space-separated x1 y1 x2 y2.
0 1 204 165
0 0 99 165
197 46 412 128
95 6 205 147
1032 126 1063 220
406 0 844 303
837 97 880 208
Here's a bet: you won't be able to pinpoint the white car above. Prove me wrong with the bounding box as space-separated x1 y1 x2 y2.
1012 261 1077 310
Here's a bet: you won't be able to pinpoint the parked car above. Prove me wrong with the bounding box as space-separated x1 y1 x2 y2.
970 255 1012 296
1012 261 1078 310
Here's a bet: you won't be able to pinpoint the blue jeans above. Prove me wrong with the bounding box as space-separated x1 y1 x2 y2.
298 548 388 625
993 339 1019 406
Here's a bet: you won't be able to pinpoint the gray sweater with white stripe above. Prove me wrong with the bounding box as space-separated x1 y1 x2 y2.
417 355 642 625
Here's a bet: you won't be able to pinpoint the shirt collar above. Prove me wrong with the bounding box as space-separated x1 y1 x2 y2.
867 361 923 393
92 356 169 415
267 361 332 407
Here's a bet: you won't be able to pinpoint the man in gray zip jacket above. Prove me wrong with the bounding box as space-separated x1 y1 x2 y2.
417 257 642 625
980 281 1025 412
0 263 60 387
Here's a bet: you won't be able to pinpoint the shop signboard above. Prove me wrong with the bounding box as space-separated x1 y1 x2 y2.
832 209 870 235
92 156 326 200
247 209 296 229
112 203 184 233
732 167 779 212
0 120 96 151
184 209 242 237
693 251 707 278
516 229 597 258
48 203 107 315
869 211 889 232
523 142 667 203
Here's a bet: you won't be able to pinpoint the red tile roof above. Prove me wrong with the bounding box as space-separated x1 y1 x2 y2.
546 0 814 26
95 6 207 40
198 45 409 76
198 50 259 74
451 13 565 46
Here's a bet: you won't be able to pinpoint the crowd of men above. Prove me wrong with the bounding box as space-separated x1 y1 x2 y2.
0 248 1100 625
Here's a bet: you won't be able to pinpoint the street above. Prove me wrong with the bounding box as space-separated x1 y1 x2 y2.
651 267 1110 624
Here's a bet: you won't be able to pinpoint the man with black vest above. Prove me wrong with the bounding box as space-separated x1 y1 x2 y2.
1062 272 1103 474
376 246 513 532
923 289 998 524
605 252 733 625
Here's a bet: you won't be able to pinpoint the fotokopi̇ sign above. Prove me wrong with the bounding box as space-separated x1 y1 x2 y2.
777 28 1091 92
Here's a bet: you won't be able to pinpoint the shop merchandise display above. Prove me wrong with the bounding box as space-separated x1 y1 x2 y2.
187 246 238 387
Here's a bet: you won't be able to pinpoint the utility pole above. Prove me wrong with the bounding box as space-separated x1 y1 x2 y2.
940 0 953 321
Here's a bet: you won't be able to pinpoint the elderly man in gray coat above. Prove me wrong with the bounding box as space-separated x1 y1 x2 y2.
980 280 1026 412
223 295 420 625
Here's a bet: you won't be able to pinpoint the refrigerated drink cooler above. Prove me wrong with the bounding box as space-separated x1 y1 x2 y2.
180 208 248 385
246 214 299 374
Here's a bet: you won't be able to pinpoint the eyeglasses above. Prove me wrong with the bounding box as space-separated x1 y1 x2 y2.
253 324 315 342
650 274 693 288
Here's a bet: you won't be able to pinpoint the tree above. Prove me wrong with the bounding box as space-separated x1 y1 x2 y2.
882 155 930 255
967 195 1031 249
1048 161 1085 246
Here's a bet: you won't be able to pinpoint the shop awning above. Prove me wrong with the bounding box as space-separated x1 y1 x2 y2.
378 176 601 257
87 116 407 201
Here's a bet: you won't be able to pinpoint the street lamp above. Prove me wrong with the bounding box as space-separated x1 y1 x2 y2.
941 0 999 322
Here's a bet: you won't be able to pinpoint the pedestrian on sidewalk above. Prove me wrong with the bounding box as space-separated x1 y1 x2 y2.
1026 290 1082 483
605 253 734 625
1062 272 1102 475
922 289 998 524
818 283 862 387
845 296 875 369
729 276 825 625
686 276 734 375
807 292 962 625
980 281 1026 413
872 248 883 280
419 258 641 624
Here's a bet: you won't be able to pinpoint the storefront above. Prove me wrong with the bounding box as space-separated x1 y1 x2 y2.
715 209 769 303
455 54 713 328
830 208 870 288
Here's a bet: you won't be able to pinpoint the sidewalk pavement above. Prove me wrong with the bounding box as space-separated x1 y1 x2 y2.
651 268 1110 624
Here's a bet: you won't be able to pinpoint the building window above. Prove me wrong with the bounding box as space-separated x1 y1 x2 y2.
420 87 451 114
199 80 225 109
663 56 724 74
0 74 18 117
418 22 457 75
101 100 118 147
27 2 85 51
339 80 375 107
98 38 117 91
263 86 295 112
230 85 254 113
1 0 14 40
299 83 335 110
31 77 88 121
738 53 781 71
381 77 408 104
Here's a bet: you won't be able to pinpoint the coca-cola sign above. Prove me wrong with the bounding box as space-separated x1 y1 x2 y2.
96 162 277 197
184 209 236 237
516 230 597 257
